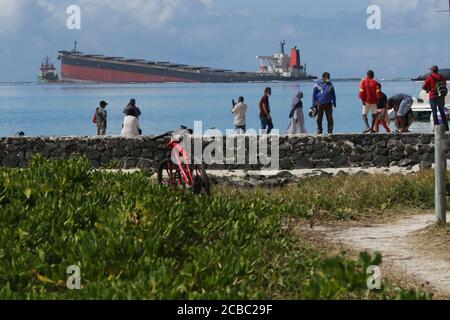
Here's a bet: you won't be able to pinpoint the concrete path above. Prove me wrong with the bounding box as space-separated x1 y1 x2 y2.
305 214 450 297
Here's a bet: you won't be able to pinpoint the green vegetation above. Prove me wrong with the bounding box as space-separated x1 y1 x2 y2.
218 172 437 221
0 156 432 299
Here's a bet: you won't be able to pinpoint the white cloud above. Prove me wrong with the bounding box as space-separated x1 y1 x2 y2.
78 0 213 29
0 0 60 36
370 0 420 15
37 0 56 12
0 0 214 35
0 0 25 35
370 0 447 31
200 0 213 8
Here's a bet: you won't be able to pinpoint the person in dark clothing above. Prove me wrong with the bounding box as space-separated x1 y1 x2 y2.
123 99 142 118
423 65 449 131
373 84 391 133
259 87 274 134
126 107 139 117
312 72 336 134
123 99 142 135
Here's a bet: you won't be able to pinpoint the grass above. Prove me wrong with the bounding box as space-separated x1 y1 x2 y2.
0 156 433 299
215 171 438 221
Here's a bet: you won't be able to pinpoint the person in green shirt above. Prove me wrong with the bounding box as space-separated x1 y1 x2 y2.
95 100 108 136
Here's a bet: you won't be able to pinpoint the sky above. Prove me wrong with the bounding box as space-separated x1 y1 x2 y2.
1 0 450 81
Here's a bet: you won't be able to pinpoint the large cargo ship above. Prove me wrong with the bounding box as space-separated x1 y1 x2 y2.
58 41 315 83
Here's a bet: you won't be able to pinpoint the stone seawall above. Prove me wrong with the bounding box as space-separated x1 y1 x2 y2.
0 134 447 170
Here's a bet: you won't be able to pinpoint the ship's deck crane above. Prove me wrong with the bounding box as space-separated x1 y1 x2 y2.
280 40 286 54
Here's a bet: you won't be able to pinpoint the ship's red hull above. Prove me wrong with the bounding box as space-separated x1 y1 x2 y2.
61 64 197 83
58 50 315 83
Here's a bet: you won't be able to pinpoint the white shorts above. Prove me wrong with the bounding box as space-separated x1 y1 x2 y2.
362 103 378 115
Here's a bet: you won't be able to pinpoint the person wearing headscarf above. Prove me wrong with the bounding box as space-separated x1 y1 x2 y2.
287 90 307 134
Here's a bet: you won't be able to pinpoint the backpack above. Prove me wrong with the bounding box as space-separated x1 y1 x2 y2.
92 111 97 124
435 79 448 97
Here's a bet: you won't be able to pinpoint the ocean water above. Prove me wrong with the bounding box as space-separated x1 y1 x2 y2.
0 80 432 137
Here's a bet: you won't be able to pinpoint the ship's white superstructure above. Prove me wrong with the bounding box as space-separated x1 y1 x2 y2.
257 41 308 78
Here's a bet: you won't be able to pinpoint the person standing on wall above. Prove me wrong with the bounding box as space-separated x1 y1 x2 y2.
121 105 141 138
359 70 381 133
373 84 391 133
259 87 274 134
312 72 336 135
423 65 449 131
94 100 108 136
123 99 143 135
232 96 248 134
287 90 307 134
123 99 142 118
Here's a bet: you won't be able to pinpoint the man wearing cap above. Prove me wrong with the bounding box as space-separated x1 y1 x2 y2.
423 65 449 131
96 100 108 136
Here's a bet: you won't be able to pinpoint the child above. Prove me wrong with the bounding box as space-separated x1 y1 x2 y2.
373 84 391 133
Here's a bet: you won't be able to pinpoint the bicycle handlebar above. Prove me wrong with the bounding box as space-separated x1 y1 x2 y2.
151 131 173 141
151 126 193 141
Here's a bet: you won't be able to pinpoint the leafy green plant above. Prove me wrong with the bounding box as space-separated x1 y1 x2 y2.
216 172 438 221
102 160 120 170
0 156 431 300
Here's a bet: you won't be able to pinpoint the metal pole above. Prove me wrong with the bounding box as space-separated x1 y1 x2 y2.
435 125 447 224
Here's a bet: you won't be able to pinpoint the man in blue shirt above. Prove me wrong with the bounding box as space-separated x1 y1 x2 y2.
312 72 337 134
388 93 414 133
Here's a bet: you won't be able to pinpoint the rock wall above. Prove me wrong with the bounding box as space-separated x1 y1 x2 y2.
0 133 447 170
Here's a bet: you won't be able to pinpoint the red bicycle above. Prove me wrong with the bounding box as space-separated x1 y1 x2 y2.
155 126 211 195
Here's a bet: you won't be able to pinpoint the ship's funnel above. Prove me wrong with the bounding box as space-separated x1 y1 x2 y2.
290 47 300 68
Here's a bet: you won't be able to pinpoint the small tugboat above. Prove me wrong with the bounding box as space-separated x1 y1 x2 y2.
38 56 59 82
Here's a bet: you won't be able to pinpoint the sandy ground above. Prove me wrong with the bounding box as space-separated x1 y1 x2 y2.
207 166 421 178
104 166 450 296
111 166 422 178
296 213 450 298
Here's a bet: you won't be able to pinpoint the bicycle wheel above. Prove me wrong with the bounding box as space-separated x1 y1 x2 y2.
192 164 211 196
157 159 178 189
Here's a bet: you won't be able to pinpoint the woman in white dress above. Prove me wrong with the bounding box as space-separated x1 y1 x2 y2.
121 107 141 138
287 91 307 134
